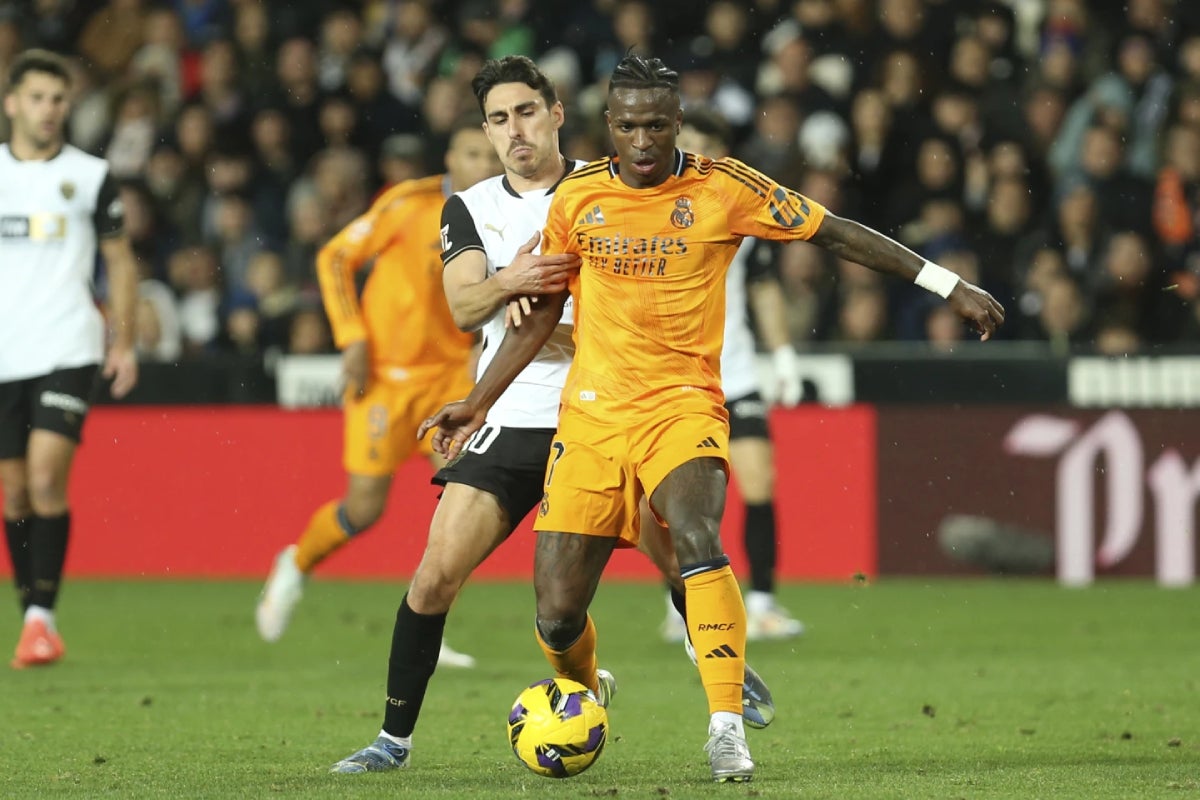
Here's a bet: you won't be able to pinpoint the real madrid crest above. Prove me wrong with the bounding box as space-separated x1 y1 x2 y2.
670 197 694 229
60 181 75 200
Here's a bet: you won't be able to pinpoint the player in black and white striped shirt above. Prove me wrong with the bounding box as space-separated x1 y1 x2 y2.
0 50 139 669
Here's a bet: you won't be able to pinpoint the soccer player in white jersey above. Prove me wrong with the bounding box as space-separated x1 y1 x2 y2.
330 56 774 774
0 50 138 669
658 108 806 644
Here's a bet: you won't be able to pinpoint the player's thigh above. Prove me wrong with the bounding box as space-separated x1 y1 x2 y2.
0 376 33 464
533 529 617 622
639 410 730 529
409 483 512 607
636 499 680 587
534 421 638 545
728 437 775 504
648 444 730 566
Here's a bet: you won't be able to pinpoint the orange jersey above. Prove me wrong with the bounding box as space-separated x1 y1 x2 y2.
542 152 826 414
316 174 473 381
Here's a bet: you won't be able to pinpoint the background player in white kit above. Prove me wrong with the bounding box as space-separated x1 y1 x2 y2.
330 56 774 774
657 108 805 643
0 50 139 669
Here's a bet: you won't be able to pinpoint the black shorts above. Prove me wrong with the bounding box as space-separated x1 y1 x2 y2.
432 425 556 531
725 391 770 441
0 365 100 459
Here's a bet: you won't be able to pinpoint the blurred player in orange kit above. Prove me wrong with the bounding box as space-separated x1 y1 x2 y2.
420 54 1004 781
255 116 501 669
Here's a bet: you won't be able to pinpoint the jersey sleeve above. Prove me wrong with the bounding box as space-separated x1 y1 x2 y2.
541 191 574 256
92 171 125 239
440 194 484 265
315 190 406 347
714 157 827 242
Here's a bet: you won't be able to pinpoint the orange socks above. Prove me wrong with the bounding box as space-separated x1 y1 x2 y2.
535 614 599 694
293 500 353 573
683 561 745 716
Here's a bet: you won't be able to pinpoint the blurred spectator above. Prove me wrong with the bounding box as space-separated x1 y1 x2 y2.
145 141 205 246
105 81 159 179
1050 33 1172 180
317 7 364 92
272 37 323 166
347 47 421 157
168 245 222 354
377 133 428 192
287 300 334 355
382 0 448 106
129 6 189 118
232 0 275 106
1036 273 1089 353
135 257 183 363
78 0 147 80
172 0 228 47
244 250 298 352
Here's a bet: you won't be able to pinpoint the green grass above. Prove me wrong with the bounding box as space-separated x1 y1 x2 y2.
1 579 1196 799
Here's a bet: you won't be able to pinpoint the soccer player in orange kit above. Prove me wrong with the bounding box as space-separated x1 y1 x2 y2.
255 117 500 668
420 54 1004 781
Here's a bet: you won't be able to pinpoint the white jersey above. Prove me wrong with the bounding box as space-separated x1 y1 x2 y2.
440 160 584 428
721 236 774 401
0 144 124 381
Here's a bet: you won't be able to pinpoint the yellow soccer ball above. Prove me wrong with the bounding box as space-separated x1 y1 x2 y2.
507 677 608 778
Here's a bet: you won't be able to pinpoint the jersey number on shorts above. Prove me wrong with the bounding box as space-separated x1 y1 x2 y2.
545 441 566 486
464 423 501 454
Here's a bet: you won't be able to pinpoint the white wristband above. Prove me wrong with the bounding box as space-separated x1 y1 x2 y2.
914 261 960 299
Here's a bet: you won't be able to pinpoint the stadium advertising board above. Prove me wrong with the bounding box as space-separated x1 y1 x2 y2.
876 408 1198 586
34 405 875 580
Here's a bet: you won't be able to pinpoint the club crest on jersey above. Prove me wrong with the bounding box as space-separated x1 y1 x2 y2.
670 197 694 229
59 181 75 200
539 492 550 517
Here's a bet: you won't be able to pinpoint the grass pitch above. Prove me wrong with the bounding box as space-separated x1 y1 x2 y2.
1 579 1196 799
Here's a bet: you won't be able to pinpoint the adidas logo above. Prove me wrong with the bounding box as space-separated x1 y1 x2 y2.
576 205 606 225
704 644 740 659
696 436 719 449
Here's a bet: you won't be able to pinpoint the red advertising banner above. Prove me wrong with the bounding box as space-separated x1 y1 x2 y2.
0 405 877 581
876 408 1198 584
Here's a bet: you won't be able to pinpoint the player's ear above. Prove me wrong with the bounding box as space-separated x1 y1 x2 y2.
551 100 565 130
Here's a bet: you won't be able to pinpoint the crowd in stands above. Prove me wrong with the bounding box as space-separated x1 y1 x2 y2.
6 0 1200 360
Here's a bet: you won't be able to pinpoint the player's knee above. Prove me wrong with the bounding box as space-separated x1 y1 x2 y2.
536 613 585 651
407 563 467 614
0 467 30 517
670 523 723 566
341 495 385 531
25 468 67 515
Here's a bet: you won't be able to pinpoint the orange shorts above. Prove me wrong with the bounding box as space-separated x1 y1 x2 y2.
533 402 730 545
343 365 474 476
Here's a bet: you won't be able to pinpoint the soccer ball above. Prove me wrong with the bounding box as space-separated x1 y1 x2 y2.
507 677 608 778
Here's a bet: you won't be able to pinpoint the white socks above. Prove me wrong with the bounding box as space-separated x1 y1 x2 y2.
25 605 55 631
744 591 774 616
379 730 412 748
710 711 745 737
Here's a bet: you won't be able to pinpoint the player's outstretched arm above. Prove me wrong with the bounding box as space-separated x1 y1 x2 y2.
99 234 139 398
418 290 569 458
809 213 1006 340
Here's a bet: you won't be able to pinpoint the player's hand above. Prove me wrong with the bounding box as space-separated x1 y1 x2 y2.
772 345 803 408
103 345 138 399
342 340 370 398
498 232 579 297
504 296 536 329
416 400 487 459
947 281 1006 341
